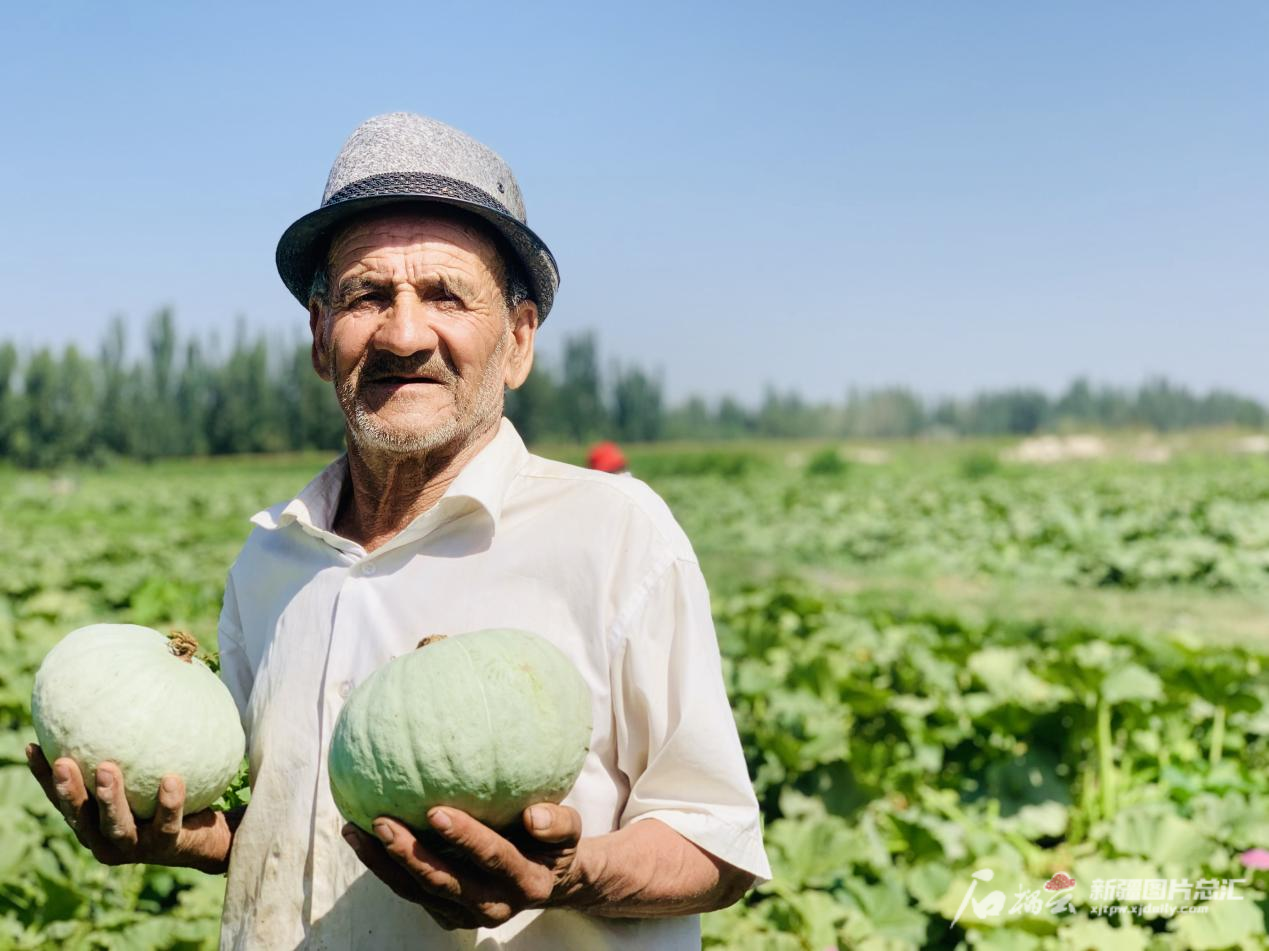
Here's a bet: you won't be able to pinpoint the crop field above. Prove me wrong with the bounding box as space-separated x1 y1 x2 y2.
1 436 1267 949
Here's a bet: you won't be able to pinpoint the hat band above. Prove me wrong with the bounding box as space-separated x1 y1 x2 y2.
325 171 514 218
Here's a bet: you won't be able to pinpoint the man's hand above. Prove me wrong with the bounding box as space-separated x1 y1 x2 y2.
26 744 237 874
342 803 584 931
344 803 757 929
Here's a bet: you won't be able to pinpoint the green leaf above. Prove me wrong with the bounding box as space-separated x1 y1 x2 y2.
1187 793 1269 848
839 874 929 947
763 814 861 890
934 855 1030 927
1170 896 1266 949
1001 801 1069 840
1070 857 1170 921
965 927 1044 951
904 861 955 913
1109 804 1218 870
1100 664 1164 706
0 733 33 767
967 648 1069 708
0 767 57 819
1056 916 1151 951
0 807 41 878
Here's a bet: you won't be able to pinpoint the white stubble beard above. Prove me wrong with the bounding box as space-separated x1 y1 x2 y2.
331 327 509 457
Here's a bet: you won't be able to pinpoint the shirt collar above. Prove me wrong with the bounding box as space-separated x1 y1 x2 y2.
442 416 529 531
249 417 529 542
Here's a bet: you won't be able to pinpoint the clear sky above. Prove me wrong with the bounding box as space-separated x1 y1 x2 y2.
2 1 1266 404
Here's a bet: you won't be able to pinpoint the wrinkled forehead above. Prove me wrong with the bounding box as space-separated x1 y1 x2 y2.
325 205 503 276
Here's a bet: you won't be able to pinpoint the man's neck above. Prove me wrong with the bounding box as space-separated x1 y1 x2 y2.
333 420 500 553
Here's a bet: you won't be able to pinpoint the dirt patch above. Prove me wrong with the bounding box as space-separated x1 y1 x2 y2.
1003 434 1108 464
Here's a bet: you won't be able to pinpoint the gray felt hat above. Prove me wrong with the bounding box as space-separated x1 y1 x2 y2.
276 112 559 320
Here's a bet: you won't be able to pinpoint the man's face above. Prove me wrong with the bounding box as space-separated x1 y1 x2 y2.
310 210 536 456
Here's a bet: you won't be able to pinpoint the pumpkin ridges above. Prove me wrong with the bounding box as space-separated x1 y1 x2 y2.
387 654 425 826
328 629 592 834
31 624 245 819
451 634 500 810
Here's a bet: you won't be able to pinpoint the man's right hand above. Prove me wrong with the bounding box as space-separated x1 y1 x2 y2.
26 744 237 875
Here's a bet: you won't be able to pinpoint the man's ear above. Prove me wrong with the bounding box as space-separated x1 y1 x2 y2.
309 303 332 382
503 300 539 390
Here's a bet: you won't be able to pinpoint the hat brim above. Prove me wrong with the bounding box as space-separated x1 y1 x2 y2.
275 192 559 321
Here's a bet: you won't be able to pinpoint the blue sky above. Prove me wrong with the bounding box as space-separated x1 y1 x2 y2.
2 1 1266 403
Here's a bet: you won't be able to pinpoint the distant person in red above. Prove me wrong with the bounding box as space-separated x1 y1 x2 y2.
587 441 629 474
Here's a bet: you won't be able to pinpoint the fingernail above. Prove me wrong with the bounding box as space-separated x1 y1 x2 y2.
97 771 112 790
530 806 550 831
428 809 451 832
161 778 176 794
53 763 70 784
373 821 394 844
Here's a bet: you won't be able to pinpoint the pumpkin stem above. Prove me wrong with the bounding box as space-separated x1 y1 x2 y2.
417 634 448 649
168 630 200 663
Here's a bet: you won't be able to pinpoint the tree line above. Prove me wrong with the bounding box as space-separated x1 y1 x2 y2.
0 310 1263 468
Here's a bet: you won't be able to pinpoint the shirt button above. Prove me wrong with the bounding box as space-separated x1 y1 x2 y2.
361 562 377 575
338 680 352 698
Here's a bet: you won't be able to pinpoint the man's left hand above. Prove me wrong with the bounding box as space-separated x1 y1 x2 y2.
342 803 583 931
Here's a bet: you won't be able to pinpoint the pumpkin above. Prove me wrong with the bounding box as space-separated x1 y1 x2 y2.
30 624 246 818
328 629 593 833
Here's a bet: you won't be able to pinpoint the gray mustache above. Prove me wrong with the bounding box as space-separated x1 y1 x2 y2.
361 363 456 386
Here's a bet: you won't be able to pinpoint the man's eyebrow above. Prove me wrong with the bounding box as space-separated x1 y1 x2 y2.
433 274 479 300
333 273 480 301
333 275 384 300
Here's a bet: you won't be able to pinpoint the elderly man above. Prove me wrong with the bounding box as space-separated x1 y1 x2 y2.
27 113 769 949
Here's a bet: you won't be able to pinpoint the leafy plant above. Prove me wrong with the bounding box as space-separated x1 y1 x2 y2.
2 447 1267 949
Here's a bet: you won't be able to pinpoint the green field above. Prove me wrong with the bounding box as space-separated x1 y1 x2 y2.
1 437 1267 949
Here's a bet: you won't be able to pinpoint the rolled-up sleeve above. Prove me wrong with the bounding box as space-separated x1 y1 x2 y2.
216 571 253 727
611 557 771 882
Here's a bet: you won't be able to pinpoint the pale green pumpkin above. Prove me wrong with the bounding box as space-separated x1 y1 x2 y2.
31 623 246 818
328 629 593 833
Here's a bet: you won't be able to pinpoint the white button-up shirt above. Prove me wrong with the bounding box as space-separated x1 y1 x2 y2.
215 418 770 950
